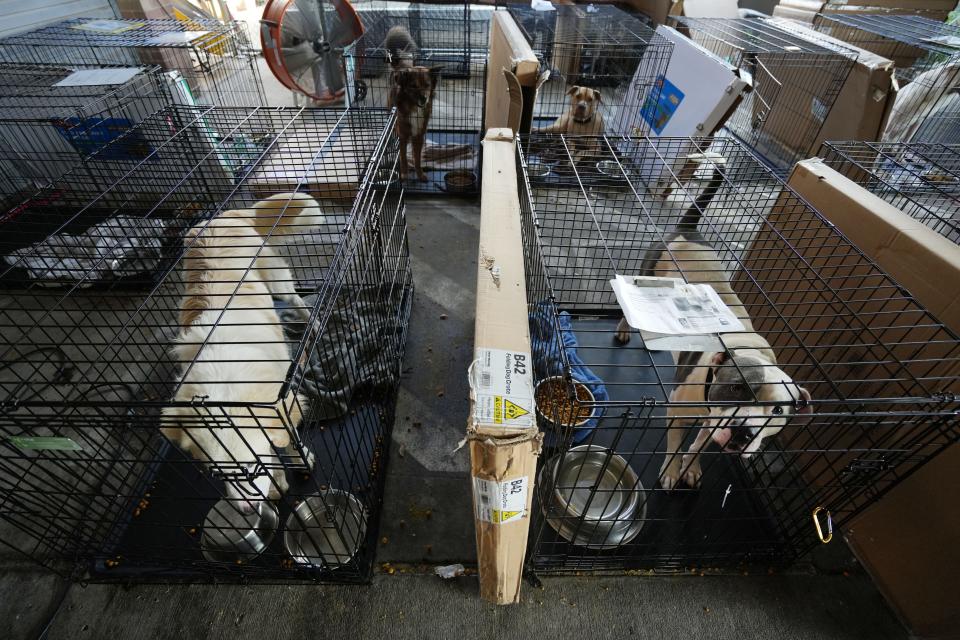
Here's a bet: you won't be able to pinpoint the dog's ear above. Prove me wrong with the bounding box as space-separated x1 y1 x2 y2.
566 85 580 97
709 351 729 367
592 89 601 102
796 386 813 414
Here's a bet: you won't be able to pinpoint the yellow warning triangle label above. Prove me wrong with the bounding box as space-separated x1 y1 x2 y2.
502 399 529 421
494 510 521 523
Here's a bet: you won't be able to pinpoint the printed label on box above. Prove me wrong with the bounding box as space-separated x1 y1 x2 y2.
472 348 534 429
473 476 528 524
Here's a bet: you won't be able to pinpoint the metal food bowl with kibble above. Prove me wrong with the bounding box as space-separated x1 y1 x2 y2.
284 490 368 569
535 376 597 431
200 499 279 564
539 445 646 549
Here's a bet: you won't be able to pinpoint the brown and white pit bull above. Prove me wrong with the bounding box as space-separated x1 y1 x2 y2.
616 160 813 490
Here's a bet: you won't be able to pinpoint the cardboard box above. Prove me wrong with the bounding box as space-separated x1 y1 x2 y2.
612 25 747 139
754 20 897 156
782 158 960 639
773 0 954 23
732 159 960 499
484 11 544 135
469 128 543 604
627 0 738 24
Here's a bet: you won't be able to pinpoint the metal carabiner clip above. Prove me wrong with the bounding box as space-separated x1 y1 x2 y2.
812 505 833 544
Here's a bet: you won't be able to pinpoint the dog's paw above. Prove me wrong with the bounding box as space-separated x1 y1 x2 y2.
659 457 683 491
614 318 631 344
270 471 288 500
681 456 703 489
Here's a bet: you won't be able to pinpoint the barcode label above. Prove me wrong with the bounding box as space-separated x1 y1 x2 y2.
473 476 528 524
471 348 535 429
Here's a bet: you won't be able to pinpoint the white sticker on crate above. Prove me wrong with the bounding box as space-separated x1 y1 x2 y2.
54 68 143 88
611 275 745 351
473 476 528 524
471 348 535 429
146 31 211 46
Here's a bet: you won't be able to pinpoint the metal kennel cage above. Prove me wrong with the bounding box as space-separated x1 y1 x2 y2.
341 3 491 195
0 18 264 108
517 133 960 573
506 4 673 136
820 141 960 245
0 64 174 210
0 105 413 584
812 14 960 85
671 17 856 173
812 15 960 144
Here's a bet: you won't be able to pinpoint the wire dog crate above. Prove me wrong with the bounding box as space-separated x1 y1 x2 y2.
0 105 413 584
812 15 960 144
812 14 960 84
820 141 960 245
0 18 264 108
0 64 174 209
517 133 960 573
342 3 491 195
507 4 673 136
671 17 856 173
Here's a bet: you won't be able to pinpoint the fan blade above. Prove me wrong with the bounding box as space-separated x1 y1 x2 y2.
281 42 319 75
278 7 312 42
293 0 324 40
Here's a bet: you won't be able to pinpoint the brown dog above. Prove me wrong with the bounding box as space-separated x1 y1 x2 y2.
389 67 440 181
384 26 440 181
535 86 604 162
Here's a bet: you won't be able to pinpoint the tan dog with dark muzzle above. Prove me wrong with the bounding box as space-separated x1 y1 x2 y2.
615 160 813 490
535 85 604 162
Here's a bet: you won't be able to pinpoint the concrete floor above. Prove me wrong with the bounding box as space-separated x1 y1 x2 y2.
0 198 910 640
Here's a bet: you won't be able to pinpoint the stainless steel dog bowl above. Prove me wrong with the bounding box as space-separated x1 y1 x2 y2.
372 166 400 187
535 376 597 429
539 445 646 549
284 489 367 569
525 159 551 178
596 160 626 179
443 169 478 193
201 499 279 563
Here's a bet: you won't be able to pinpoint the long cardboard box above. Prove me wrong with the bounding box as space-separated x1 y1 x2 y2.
484 11 542 135
469 128 542 605
773 158 960 639
755 20 897 156
773 0 955 23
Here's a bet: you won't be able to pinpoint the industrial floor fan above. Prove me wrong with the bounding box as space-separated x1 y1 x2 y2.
261 0 364 105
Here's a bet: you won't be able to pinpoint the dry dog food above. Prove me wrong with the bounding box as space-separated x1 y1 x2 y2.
536 378 593 425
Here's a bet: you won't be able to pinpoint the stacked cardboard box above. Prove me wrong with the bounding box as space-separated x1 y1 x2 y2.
773 0 956 24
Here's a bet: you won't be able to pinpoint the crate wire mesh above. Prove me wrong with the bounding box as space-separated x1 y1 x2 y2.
812 15 960 143
0 18 264 108
813 14 960 84
672 17 856 173
0 64 174 209
820 141 960 245
342 3 491 194
507 4 673 135
517 133 960 573
0 105 412 583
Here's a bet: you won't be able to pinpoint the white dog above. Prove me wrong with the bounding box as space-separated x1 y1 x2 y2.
161 193 323 513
